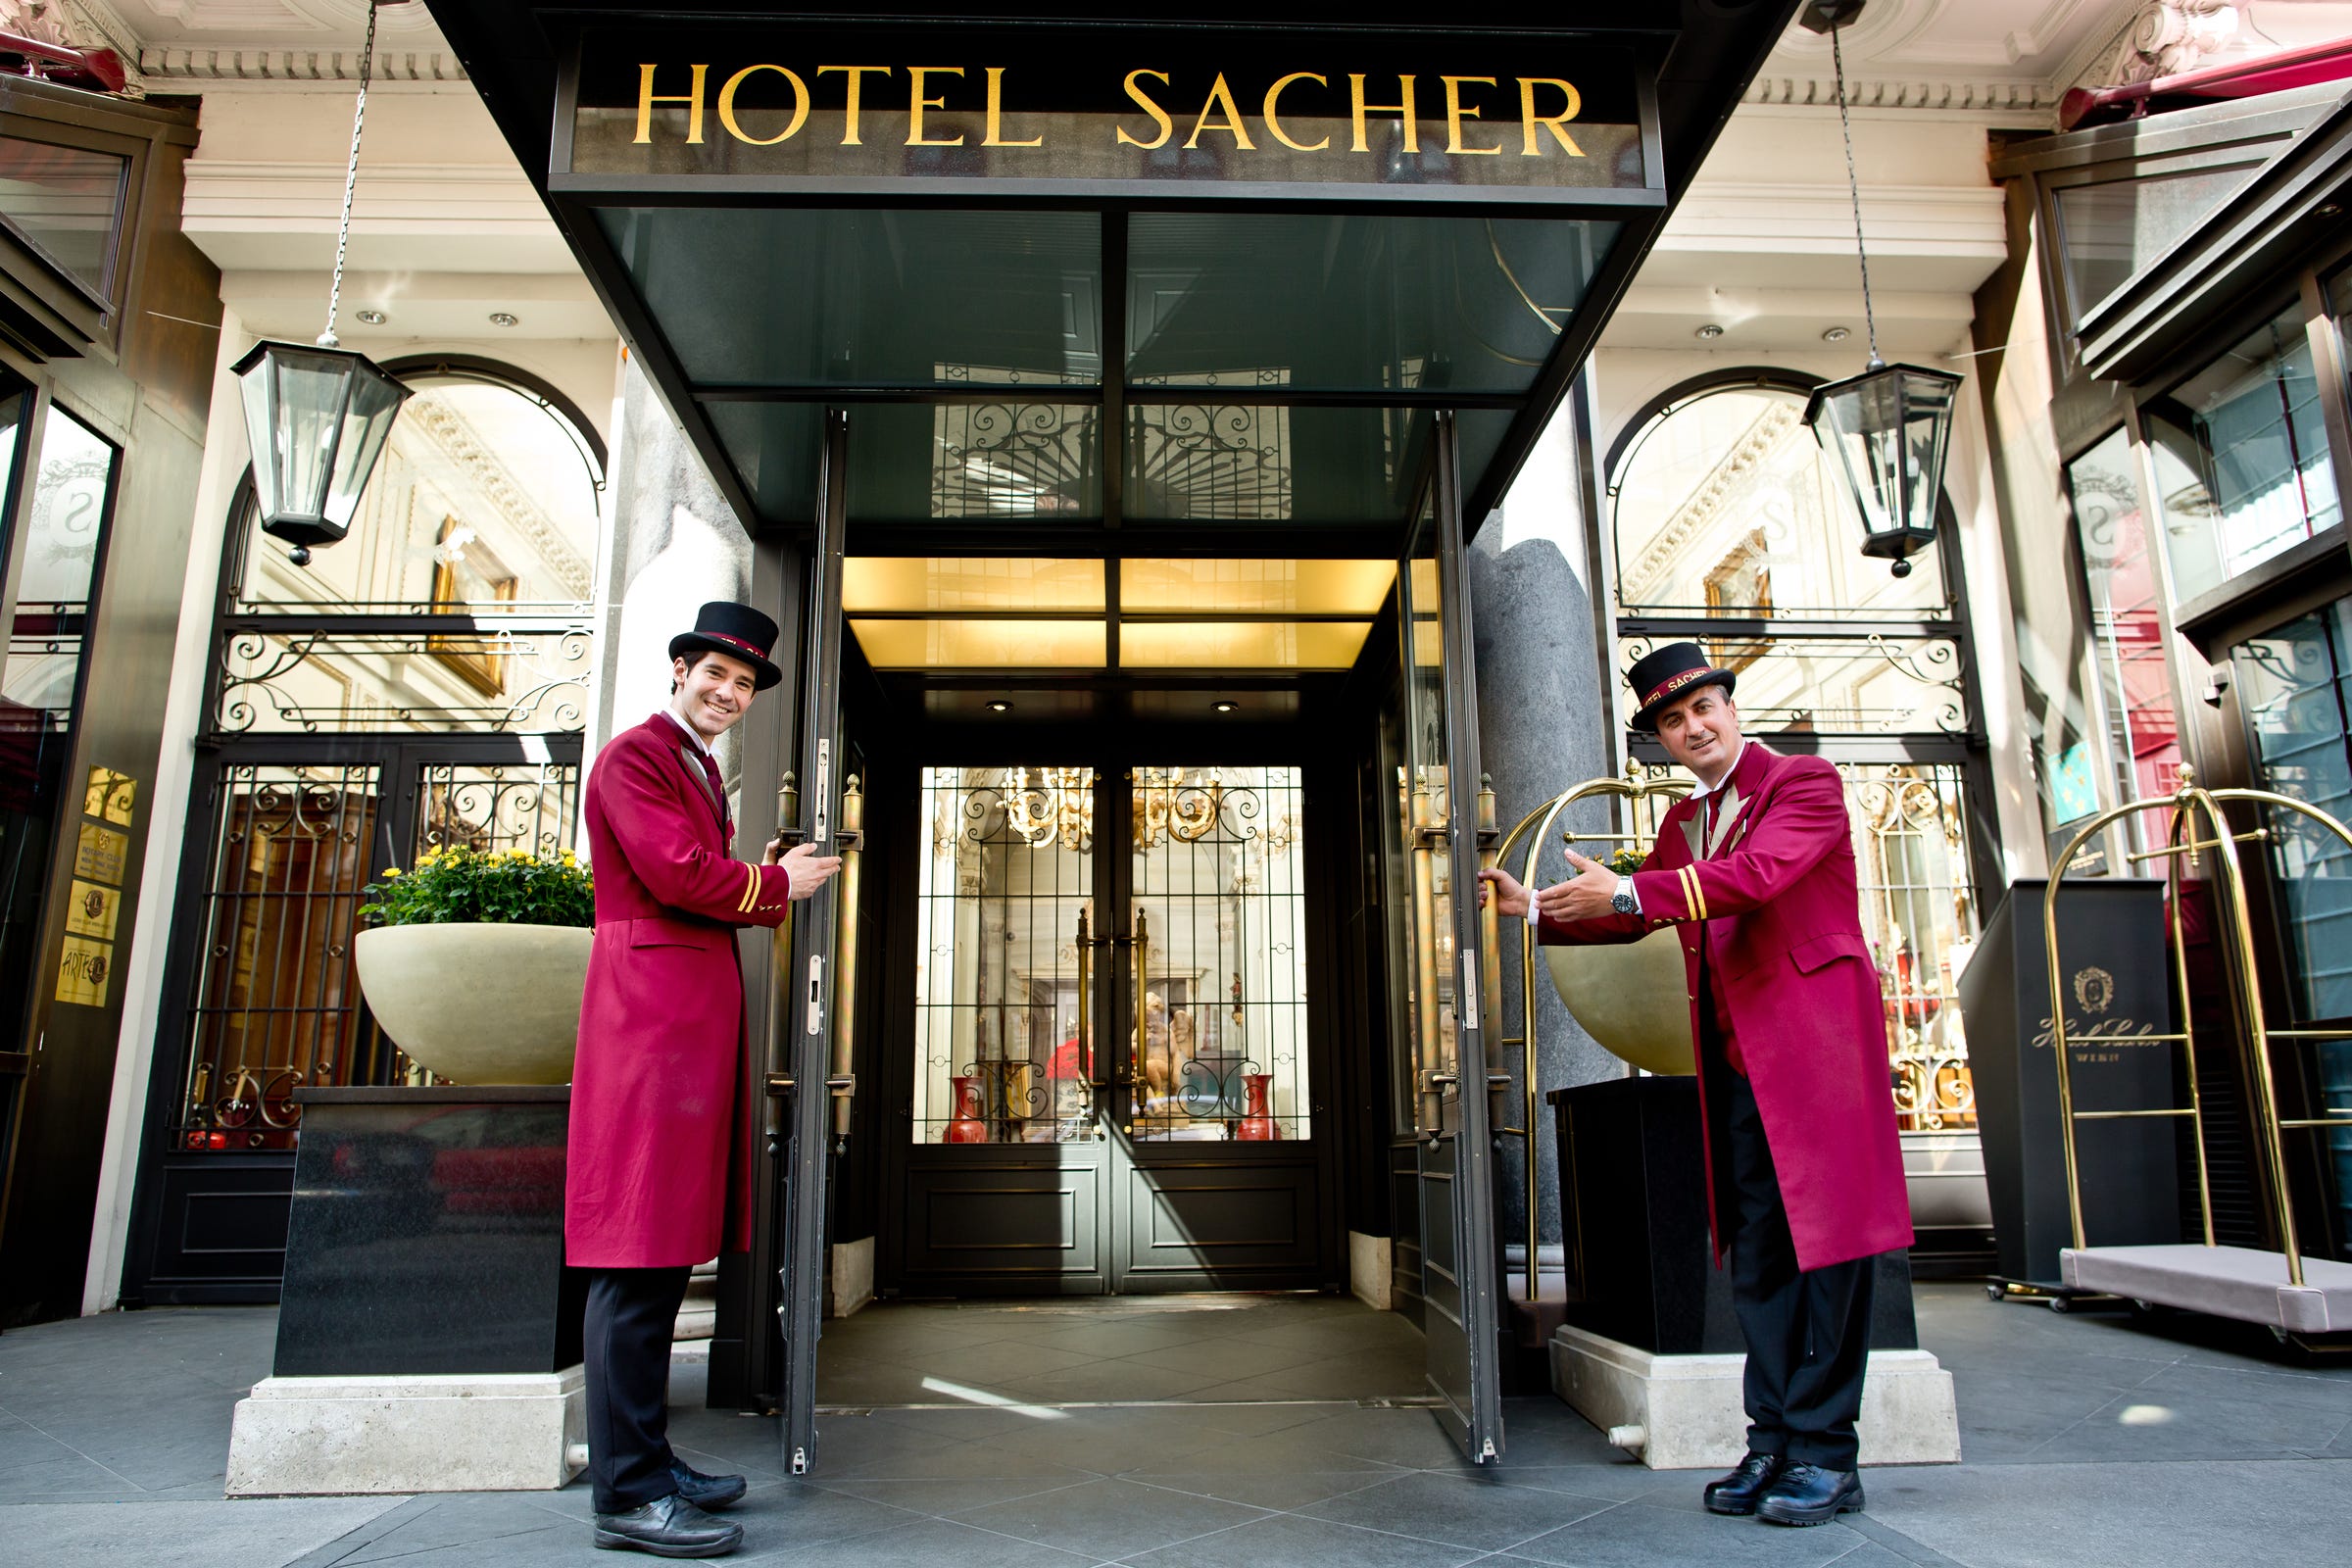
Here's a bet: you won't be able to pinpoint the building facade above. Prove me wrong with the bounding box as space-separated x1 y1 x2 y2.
0 0 2345 1465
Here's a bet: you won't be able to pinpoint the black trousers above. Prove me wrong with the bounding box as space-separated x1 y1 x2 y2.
1718 1066 1876 1470
584 1265 692 1513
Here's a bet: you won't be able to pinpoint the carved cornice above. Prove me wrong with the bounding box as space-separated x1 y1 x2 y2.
136 46 466 80
404 395 593 599
1742 77 2064 116
1621 400 1801 602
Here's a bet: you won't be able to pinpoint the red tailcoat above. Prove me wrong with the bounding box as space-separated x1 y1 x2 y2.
1539 742 1912 1271
566 712 792 1268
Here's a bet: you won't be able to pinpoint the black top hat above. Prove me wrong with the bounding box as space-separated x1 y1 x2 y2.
1626 641 1738 732
670 601 784 691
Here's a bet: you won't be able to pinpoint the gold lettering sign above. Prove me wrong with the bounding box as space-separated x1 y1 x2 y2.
564 29 1653 199
66 879 120 941
74 822 128 885
56 937 112 1008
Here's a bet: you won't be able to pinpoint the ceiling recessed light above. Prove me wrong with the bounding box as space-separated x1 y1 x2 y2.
355 308 387 325
2321 203 2344 219
1694 323 1725 340
1211 700 1238 713
488 312 519 327
986 699 1012 713
1821 325 1850 343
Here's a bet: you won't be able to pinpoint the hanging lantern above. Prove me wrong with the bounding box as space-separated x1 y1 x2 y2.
231 0 410 567
1803 361 1961 578
232 341 411 565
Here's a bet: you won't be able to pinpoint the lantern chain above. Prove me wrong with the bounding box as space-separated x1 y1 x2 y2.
1829 21 1882 369
320 0 381 350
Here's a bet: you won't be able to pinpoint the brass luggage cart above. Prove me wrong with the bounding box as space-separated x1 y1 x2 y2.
2047 769 2352 1345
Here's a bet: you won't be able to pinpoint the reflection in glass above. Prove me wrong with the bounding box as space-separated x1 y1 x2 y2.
1121 559 1394 613
0 404 113 1039
2148 305 2340 602
1612 385 1949 616
2230 599 2352 1252
2067 430 2180 857
2230 601 2352 1024
844 558 1104 612
596 208 1102 387
2054 165 2256 322
0 137 125 296
1127 403 1427 522
1126 213 1613 394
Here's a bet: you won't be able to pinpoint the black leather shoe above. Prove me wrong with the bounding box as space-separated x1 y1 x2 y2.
668 1459 747 1511
592 1493 743 1557
1755 1462 1865 1527
1701 1452 1785 1516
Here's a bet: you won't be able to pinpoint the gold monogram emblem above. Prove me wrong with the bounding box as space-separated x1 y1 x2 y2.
2072 965 2115 1015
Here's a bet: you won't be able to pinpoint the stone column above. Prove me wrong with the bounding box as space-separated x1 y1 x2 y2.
1466 400 1622 1259
593 356 754 788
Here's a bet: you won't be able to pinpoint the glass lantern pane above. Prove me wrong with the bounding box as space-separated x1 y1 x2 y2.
1899 371 1959 534
321 369 409 531
272 352 356 525
238 360 281 522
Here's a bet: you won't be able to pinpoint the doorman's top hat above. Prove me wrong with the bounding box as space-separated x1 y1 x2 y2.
1626 641 1738 732
670 601 784 691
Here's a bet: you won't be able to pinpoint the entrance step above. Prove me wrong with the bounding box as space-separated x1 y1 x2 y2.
674 1259 719 1342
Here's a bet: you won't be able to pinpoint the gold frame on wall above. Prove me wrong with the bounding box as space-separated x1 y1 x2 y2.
427 515 517 696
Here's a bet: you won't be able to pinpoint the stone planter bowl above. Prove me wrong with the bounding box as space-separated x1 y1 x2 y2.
1545 927 1695 1076
353 922 593 1085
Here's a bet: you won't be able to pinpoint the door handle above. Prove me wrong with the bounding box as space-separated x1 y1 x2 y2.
825 774 864 1147
763 770 801 1148
1132 908 1152 1108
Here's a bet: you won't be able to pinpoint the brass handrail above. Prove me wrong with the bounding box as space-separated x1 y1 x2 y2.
1490 760 1690 1302
2045 768 2352 1288
763 770 801 1148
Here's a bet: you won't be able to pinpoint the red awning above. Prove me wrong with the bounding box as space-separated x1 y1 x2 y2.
2061 35 2352 130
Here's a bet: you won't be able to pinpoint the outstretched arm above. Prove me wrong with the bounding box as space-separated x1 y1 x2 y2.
600 742 798 928
1627 760 1846 925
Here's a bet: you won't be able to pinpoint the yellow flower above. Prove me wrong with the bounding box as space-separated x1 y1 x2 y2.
417 847 441 864
381 866 402 879
507 846 531 858
560 851 578 866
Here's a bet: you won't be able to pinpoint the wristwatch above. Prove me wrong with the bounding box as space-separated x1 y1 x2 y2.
1610 876 1638 916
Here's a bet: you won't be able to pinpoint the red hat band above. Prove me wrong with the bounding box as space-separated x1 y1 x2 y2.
1641 665 1717 712
699 630 768 659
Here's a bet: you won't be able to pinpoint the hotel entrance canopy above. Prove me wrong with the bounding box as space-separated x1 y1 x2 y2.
429 3 1797 549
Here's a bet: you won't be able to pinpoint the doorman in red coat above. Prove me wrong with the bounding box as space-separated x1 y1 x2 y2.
569 601 839 1559
1482 642 1910 1529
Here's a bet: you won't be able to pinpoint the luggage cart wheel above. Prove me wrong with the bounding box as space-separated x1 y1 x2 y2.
1985 1283 2003 1301
2047 1295 2071 1313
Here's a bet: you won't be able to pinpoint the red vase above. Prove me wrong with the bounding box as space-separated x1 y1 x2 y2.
1236 1072 1279 1141
944 1074 989 1144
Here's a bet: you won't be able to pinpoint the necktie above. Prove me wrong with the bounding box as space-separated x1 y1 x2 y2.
688 747 730 837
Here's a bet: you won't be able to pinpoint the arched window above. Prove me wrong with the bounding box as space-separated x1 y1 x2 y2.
1604 372 1987 1147
137 360 609 1301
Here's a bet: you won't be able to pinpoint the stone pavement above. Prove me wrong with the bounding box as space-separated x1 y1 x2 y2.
2 1284 2347 1568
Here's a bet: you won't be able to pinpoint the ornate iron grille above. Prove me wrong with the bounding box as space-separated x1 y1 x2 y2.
416 761 581 859
215 623 593 735
1131 765 1311 1141
1128 403 1295 520
929 403 1099 516
172 765 378 1152
1616 633 1967 736
912 766 1098 1143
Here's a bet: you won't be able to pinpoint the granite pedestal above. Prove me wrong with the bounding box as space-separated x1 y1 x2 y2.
1545 1077 1959 1468
226 1087 586 1496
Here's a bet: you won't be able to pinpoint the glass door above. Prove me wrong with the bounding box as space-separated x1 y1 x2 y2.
1400 415 1505 1462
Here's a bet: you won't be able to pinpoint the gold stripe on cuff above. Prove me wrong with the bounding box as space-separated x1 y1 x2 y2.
738 861 759 914
1689 865 1709 922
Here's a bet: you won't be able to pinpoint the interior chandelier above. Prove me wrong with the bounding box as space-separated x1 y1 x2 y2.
232 0 414 566
1799 0 1963 580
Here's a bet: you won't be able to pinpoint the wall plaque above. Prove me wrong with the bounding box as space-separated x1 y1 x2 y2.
74 821 127 884
558 24 1658 205
66 878 120 941
56 937 113 1008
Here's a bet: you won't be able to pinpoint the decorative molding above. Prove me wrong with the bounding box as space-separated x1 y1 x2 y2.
1621 400 1801 602
137 46 466 79
1743 75 2066 116
405 395 593 600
